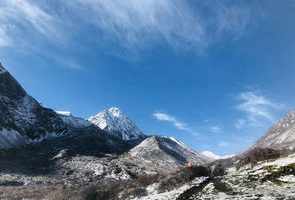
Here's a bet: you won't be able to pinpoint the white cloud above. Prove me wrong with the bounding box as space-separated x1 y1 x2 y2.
153 112 176 122
0 0 60 47
218 141 229 147
66 0 253 54
0 1 255 53
235 91 284 128
153 112 187 130
0 26 12 47
66 0 206 53
210 125 223 133
235 119 247 129
153 112 197 135
0 1 259 67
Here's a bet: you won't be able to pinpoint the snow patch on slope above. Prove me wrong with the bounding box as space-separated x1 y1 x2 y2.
0 64 7 74
89 107 145 140
166 136 189 150
56 111 91 129
56 111 71 116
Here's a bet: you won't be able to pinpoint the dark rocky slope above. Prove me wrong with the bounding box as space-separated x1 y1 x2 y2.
0 63 67 148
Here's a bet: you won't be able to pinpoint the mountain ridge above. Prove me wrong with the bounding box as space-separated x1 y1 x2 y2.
0 63 68 148
126 136 209 173
253 110 295 151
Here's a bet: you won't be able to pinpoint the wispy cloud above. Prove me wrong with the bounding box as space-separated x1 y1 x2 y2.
235 91 284 128
0 1 258 62
0 0 60 47
153 112 197 135
65 0 254 54
153 112 187 131
234 119 247 129
210 125 223 133
69 0 206 53
218 141 229 147
0 26 12 47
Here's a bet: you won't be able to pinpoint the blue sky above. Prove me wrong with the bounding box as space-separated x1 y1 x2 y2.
1 0 295 155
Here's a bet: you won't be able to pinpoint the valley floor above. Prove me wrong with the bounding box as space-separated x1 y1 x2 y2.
1 152 295 199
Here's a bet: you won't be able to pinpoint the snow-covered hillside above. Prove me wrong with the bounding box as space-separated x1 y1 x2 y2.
254 111 295 150
89 107 145 140
128 136 209 172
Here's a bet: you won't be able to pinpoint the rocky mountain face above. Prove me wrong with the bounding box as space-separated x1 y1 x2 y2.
89 107 146 141
127 136 209 173
0 63 68 149
56 111 92 129
253 111 295 151
0 64 139 150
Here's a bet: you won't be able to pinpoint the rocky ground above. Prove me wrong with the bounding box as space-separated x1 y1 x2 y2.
134 153 295 200
2 153 295 199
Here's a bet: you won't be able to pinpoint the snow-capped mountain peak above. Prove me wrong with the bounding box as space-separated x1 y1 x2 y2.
89 107 145 140
108 107 121 117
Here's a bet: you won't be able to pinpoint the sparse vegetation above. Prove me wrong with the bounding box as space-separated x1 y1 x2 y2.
237 148 283 168
158 165 211 192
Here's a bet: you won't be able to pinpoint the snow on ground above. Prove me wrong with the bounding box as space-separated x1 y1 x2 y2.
62 156 105 176
256 153 295 168
278 175 295 183
131 177 207 200
0 65 6 74
134 154 295 200
132 184 190 200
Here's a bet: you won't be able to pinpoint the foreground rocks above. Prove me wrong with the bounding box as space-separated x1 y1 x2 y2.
136 153 295 200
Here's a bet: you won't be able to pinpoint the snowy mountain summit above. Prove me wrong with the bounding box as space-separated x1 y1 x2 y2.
89 107 145 140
